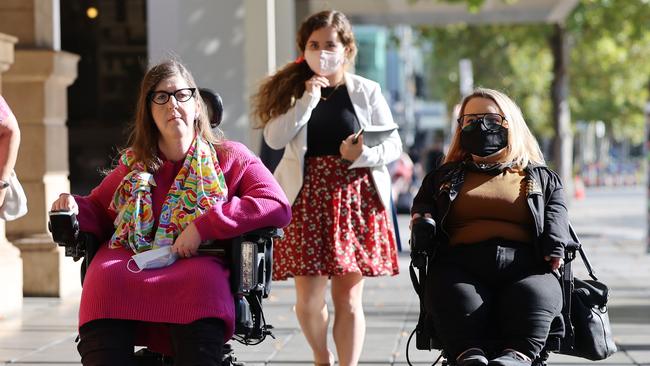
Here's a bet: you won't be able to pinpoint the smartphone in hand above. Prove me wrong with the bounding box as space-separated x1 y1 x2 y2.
352 128 365 144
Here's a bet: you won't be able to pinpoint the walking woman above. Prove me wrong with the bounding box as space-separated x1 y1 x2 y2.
252 10 402 366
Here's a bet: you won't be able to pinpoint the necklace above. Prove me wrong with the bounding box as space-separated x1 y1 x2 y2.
320 83 342 101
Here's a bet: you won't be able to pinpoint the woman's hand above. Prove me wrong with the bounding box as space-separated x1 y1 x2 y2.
545 255 563 271
50 193 79 214
305 75 330 98
410 212 432 230
340 133 364 163
173 222 201 258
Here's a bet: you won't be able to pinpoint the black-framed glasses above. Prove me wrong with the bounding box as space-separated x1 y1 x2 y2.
148 88 196 105
457 113 506 131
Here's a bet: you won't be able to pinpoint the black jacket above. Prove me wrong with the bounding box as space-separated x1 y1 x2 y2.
411 160 570 259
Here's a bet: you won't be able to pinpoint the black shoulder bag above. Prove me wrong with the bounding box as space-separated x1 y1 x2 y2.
561 225 617 360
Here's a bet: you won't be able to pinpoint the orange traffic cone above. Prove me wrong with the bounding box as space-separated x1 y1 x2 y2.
574 175 586 200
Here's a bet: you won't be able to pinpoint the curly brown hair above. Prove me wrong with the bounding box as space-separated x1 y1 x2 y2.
251 10 357 127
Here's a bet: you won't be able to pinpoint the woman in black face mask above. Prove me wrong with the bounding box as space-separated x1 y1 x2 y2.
410 88 570 366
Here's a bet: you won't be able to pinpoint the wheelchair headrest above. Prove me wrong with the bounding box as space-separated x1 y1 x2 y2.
199 88 223 128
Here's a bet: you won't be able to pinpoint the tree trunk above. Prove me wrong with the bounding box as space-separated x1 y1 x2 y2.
550 23 573 194
646 78 650 253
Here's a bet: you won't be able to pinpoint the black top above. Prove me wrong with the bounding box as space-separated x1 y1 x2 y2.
306 85 360 157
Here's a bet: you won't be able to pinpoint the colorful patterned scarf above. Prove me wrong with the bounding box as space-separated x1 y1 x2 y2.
109 137 228 253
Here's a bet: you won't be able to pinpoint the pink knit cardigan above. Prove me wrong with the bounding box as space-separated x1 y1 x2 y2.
74 141 291 354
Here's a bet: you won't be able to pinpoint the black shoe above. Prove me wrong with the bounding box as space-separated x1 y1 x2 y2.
488 350 532 366
456 348 488 366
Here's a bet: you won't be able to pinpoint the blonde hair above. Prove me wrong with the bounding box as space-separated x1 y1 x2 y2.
444 88 545 169
252 10 357 127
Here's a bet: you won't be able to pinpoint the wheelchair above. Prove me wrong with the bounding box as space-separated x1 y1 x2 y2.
48 210 282 366
407 217 582 366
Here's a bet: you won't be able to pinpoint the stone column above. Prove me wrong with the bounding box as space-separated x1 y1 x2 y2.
0 31 23 318
3 49 80 297
244 0 277 154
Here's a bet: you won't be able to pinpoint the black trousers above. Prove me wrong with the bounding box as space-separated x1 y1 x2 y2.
77 318 225 366
426 241 562 360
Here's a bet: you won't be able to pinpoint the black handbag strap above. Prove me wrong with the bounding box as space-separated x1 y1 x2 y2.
569 223 598 281
560 223 600 354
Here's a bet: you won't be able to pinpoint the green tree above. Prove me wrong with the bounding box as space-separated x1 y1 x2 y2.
567 0 650 142
417 0 650 143
418 23 555 137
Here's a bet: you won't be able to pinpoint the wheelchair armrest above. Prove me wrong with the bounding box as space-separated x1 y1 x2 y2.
48 211 100 285
240 227 283 240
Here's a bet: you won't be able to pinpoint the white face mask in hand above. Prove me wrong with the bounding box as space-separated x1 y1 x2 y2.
127 246 179 273
305 49 344 76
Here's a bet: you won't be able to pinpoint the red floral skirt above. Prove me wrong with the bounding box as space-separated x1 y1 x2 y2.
273 155 399 280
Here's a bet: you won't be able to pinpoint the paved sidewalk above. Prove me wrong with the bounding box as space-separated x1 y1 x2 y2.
1 186 649 365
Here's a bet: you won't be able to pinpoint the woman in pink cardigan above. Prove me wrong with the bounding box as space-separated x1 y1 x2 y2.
50 60 291 365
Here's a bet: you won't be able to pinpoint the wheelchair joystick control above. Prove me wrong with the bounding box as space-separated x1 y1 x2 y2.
410 216 436 269
48 211 85 259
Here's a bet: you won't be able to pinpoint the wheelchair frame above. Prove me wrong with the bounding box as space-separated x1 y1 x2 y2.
48 211 282 366
406 217 582 366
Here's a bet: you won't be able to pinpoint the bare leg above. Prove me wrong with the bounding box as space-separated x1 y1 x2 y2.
295 276 333 364
331 272 365 366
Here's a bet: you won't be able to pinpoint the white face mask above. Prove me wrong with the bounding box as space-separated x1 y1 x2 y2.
127 246 179 273
304 49 345 76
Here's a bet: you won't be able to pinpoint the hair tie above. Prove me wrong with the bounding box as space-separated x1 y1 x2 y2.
294 55 304 64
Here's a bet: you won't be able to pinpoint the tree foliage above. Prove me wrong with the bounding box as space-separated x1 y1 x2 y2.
567 0 650 141
417 23 554 137
417 0 650 143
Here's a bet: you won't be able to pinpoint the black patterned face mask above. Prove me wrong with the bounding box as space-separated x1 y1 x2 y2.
460 120 508 157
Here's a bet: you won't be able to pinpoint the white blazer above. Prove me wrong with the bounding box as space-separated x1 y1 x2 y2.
263 72 402 210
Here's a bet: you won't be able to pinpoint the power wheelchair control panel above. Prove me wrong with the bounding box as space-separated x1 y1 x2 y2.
198 227 281 344
48 211 283 366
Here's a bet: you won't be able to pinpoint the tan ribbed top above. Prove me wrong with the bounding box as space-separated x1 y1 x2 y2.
446 169 534 246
